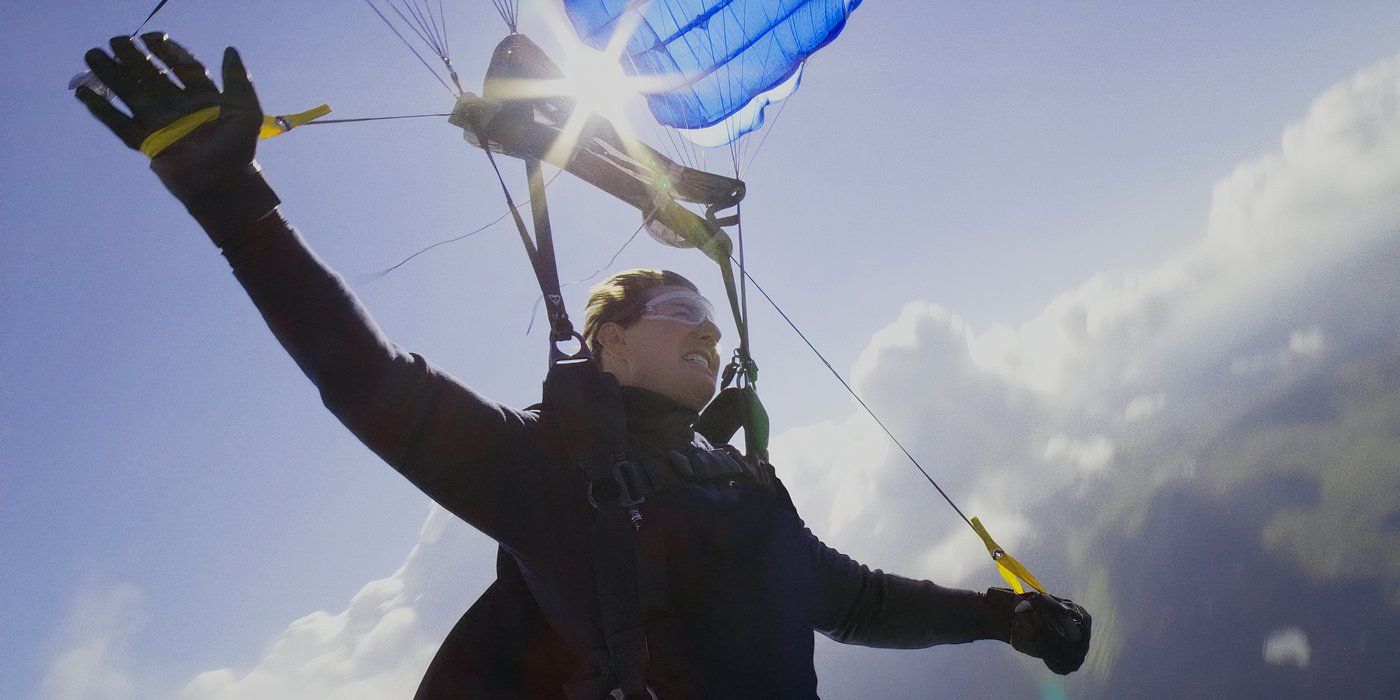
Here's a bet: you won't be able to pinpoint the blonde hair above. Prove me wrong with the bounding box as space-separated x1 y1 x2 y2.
582 269 699 360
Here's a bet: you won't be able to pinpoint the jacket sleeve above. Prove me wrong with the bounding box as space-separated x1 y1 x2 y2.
210 192 550 547
807 529 1006 648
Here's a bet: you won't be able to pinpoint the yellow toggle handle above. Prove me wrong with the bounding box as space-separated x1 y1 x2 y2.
139 106 221 158
139 104 333 159
259 104 332 138
970 516 1046 595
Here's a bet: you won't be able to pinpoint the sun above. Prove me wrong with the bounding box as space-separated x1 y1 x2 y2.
535 6 653 164
558 44 636 126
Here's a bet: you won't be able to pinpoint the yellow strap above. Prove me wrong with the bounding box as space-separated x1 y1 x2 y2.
139 104 332 159
970 516 1046 595
259 104 332 139
139 106 221 158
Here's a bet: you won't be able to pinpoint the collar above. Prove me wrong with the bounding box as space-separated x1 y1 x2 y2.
619 386 700 447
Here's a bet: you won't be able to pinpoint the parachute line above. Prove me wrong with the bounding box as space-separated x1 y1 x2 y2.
359 0 457 96
657 0 826 129
307 112 450 125
732 261 976 530
133 0 174 36
388 0 448 61
305 111 448 125
739 90 790 175
568 221 646 286
622 48 697 170
358 168 563 282
525 220 647 335
490 0 519 32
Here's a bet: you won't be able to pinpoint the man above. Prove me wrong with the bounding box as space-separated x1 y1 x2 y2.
77 34 1091 698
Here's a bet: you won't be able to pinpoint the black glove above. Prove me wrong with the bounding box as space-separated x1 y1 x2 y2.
984 587 1092 675
76 33 277 245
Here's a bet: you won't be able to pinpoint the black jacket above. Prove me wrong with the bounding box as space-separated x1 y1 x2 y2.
216 205 1002 698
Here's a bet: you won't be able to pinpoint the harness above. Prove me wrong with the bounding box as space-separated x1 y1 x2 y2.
543 359 773 700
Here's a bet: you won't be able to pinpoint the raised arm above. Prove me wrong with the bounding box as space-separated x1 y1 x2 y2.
76 34 550 545
218 208 546 545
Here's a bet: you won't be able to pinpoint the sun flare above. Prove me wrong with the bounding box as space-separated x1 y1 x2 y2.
535 7 654 165
558 45 636 126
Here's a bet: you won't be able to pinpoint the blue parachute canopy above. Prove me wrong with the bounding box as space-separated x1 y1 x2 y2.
564 0 862 147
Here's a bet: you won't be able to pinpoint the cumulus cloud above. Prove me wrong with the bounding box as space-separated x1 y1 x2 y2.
1123 394 1164 423
775 51 1400 700
1262 627 1311 669
1288 328 1326 358
1229 327 1329 376
1042 434 1115 474
182 507 493 700
773 52 1400 601
42 583 146 700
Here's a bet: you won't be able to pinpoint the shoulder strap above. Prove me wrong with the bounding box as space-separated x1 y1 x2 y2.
542 359 654 699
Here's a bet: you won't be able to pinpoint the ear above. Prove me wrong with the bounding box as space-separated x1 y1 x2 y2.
596 322 628 364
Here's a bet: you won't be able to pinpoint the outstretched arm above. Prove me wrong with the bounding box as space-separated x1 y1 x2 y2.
76 34 550 546
807 528 1092 674
808 530 1004 648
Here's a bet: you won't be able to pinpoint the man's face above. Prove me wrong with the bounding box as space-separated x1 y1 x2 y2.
600 285 723 411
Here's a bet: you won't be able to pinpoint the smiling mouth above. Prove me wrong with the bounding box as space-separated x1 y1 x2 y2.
682 353 713 372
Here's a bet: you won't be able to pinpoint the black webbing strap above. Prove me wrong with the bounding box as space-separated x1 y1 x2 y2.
662 444 751 482
710 257 769 460
591 510 652 700
577 443 771 700
524 157 573 345
544 356 652 698
478 137 582 358
577 442 655 699
716 259 749 365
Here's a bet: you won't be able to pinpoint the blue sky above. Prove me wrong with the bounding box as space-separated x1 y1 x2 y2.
4 1 1400 698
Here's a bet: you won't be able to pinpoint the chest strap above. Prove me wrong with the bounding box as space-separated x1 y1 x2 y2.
582 442 769 510
576 443 768 699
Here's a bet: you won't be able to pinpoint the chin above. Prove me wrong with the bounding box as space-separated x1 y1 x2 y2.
687 384 717 410
665 381 713 411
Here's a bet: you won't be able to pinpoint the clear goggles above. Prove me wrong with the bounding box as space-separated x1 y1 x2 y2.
639 290 718 327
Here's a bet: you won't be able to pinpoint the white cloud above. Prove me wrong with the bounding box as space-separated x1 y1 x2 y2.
182 506 493 700
1123 394 1164 423
913 493 1034 587
1229 327 1329 376
1042 434 1115 474
1288 327 1326 357
771 51 1400 603
1262 626 1311 669
42 583 146 700
773 301 1049 579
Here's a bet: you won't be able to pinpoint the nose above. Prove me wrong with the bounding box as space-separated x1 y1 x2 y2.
694 318 721 344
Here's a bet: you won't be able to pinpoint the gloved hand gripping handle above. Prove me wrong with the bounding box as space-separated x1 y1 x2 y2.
983 587 1092 675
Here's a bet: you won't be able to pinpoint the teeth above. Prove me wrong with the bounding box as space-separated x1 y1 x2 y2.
683 353 710 369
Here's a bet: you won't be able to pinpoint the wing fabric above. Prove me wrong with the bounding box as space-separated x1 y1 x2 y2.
564 0 861 144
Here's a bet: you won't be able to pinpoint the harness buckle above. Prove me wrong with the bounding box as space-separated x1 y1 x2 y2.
585 458 649 510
